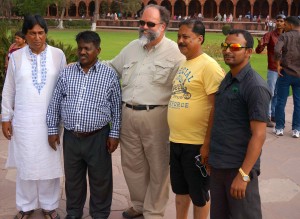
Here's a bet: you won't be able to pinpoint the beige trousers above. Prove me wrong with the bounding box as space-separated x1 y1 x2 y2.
121 105 170 219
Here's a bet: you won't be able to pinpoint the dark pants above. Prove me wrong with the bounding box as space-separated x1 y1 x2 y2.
210 167 262 219
63 125 112 219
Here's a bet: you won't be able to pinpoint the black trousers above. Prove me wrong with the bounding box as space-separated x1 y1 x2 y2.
210 167 262 219
63 125 112 219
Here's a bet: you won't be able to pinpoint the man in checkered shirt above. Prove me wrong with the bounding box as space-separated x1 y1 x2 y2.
47 31 121 219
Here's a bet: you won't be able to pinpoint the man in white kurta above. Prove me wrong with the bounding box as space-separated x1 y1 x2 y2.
1 15 66 219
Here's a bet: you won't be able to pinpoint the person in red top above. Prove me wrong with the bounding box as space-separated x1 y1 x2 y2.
255 14 285 127
4 31 27 71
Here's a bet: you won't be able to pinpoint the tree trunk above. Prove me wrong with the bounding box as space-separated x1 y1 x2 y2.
91 0 99 31
57 7 65 29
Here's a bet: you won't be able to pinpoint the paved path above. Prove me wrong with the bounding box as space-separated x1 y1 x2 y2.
0 97 299 219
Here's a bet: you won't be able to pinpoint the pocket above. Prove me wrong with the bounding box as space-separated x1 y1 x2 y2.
122 61 137 86
151 60 175 85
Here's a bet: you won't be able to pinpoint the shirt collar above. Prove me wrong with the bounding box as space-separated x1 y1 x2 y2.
76 60 100 73
230 63 252 82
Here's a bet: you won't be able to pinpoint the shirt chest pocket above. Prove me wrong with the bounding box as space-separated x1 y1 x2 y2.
150 61 174 85
122 61 137 87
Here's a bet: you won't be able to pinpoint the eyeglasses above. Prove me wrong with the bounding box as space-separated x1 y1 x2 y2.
139 20 162 28
221 42 249 52
195 155 208 177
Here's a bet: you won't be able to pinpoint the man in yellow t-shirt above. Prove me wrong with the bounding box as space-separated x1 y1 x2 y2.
168 19 224 219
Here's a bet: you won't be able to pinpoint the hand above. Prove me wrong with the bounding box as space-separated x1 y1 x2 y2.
200 145 211 175
278 66 283 77
106 137 119 154
2 121 13 140
256 37 262 45
48 134 60 151
230 174 248 199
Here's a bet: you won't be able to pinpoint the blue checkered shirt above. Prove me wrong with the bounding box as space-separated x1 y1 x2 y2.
47 61 121 138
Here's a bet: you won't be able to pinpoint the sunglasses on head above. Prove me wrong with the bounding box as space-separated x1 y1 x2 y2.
139 20 161 28
221 42 249 51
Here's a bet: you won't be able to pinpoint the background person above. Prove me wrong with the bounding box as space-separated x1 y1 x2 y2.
106 4 185 219
1 15 66 219
168 19 224 219
255 14 286 127
4 31 27 71
274 16 300 138
47 31 121 219
204 29 271 219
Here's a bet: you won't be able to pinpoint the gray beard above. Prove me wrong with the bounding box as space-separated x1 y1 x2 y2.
139 35 150 46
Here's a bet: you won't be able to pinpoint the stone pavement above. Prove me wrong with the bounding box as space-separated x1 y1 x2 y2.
0 97 299 219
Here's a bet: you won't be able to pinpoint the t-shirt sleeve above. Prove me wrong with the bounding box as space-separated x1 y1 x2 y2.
202 61 225 95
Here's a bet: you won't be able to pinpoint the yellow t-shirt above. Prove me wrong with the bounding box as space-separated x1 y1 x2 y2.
168 53 225 144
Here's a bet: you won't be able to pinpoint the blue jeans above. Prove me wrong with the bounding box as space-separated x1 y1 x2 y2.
267 70 278 117
275 70 300 130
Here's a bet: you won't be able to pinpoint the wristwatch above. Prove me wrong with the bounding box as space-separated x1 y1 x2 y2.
239 168 250 182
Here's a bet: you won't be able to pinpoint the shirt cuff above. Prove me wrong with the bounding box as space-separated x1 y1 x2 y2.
48 127 59 135
109 129 119 139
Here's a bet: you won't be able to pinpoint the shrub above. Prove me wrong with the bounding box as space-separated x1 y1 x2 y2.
222 24 231 35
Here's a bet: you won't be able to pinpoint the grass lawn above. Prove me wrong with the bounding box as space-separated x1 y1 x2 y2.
48 28 268 80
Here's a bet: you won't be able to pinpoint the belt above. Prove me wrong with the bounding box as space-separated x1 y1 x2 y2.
70 128 102 138
124 103 161 110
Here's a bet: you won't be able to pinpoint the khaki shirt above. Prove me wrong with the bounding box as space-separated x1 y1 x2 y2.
109 36 185 105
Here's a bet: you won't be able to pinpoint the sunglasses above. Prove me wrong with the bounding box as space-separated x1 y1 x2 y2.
221 42 249 51
139 20 162 28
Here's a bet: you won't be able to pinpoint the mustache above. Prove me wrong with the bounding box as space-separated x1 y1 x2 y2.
178 43 187 47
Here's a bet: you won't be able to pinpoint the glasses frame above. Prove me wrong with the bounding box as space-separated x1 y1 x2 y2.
195 155 208 177
139 20 162 28
221 42 249 52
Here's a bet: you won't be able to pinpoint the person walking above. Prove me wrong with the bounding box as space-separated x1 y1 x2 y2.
274 16 300 138
47 31 121 219
106 4 185 219
168 19 224 219
202 29 271 219
255 14 286 127
1 15 66 219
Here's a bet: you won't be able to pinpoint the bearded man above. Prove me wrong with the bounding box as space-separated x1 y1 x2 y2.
106 4 185 219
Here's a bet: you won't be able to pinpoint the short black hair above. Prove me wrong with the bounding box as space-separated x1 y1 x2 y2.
179 19 206 44
22 15 48 35
15 31 25 39
228 29 254 48
141 4 170 27
76 31 101 48
285 16 300 27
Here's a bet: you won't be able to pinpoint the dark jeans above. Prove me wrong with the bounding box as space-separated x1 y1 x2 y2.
210 167 262 219
63 125 112 219
275 70 300 130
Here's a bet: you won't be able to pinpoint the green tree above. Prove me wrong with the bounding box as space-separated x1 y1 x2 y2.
120 0 141 15
12 0 54 16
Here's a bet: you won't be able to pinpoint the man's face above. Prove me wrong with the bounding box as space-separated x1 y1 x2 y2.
222 34 252 68
25 24 46 54
276 18 285 29
138 7 165 46
284 21 292 32
77 40 100 69
177 24 203 60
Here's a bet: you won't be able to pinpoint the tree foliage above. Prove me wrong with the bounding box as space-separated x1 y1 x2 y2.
12 0 55 16
111 0 141 14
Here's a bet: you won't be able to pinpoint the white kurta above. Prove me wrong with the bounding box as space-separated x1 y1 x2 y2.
2 45 66 180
